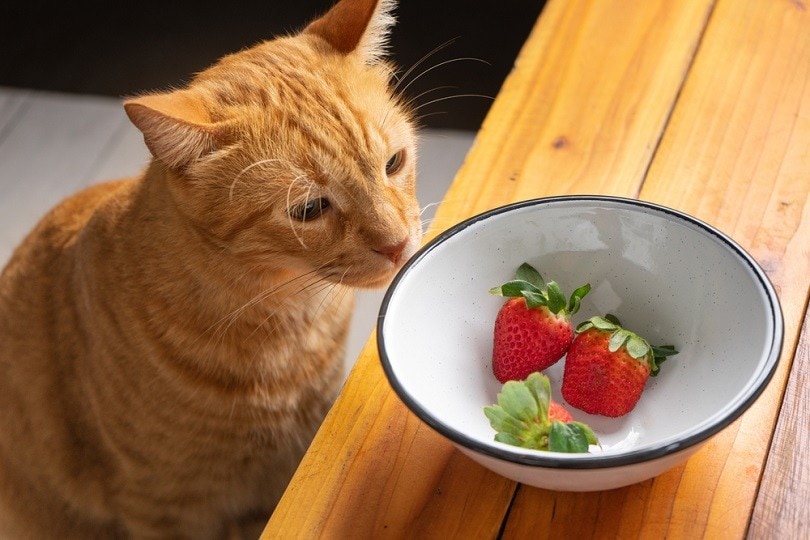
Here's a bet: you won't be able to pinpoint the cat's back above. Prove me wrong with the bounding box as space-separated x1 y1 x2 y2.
0 178 137 539
0 176 137 399
1 178 132 288
0 178 133 350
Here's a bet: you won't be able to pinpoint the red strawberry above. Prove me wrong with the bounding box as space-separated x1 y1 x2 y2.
549 400 574 423
561 315 678 417
484 372 598 453
489 263 590 383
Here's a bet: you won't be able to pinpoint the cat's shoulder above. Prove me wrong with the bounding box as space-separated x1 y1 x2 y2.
5 179 136 269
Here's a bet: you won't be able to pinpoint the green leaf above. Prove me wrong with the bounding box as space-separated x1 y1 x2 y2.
494 432 523 446
523 372 551 423
575 319 594 333
548 422 591 453
568 296 581 316
546 281 567 314
522 290 548 309
483 405 525 434
486 373 599 453
652 345 679 357
604 313 622 326
493 281 522 297
515 263 546 289
567 283 591 314
497 381 539 422
625 335 650 359
591 316 619 331
608 330 630 352
492 280 543 298
570 421 599 445
650 345 678 376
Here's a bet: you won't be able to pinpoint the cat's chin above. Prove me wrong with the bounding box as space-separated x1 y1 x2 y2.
353 275 398 290
332 271 398 290
320 262 404 289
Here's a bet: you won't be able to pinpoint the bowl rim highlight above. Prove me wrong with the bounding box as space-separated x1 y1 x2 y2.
377 195 784 469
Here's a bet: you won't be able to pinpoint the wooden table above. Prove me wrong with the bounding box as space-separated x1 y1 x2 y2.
264 0 810 537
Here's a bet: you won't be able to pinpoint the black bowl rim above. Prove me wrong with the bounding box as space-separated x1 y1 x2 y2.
377 195 784 469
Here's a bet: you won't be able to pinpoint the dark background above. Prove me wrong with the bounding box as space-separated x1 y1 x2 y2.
0 1 546 131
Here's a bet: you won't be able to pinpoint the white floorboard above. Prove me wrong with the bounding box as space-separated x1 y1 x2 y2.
0 87 473 379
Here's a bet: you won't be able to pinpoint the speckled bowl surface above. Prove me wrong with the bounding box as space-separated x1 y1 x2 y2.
378 196 783 491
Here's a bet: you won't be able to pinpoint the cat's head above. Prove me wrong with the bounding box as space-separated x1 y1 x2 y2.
124 0 421 288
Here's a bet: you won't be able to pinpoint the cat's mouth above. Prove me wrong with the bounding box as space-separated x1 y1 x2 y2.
320 252 416 289
317 230 421 288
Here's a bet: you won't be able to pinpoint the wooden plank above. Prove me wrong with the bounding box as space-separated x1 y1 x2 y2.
267 338 515 538
502 0 810 537
264 0 715 535
641 0 810 534
425 0 716 238
748 307 810 536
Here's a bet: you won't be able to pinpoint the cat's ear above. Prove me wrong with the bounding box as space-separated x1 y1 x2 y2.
305 0 395 64
124 90 231 170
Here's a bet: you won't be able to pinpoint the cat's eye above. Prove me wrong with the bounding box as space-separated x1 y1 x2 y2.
289 198 331 221
385 150 406 176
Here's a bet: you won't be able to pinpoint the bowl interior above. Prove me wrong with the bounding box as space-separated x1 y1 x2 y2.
379 197 781 465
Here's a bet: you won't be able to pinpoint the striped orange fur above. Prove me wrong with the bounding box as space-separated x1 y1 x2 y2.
0 0 420 537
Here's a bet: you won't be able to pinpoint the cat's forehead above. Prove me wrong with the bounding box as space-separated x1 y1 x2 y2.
202 37 390 113
200 36 413 165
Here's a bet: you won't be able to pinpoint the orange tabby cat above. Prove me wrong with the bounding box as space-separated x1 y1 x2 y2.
0 0 421 537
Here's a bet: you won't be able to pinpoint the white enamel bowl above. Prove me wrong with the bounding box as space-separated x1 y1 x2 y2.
377 196 783 491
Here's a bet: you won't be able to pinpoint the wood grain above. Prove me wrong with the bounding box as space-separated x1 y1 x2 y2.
264 0 716 535
642 0 810 535
425 0 716 240
502 0 810 537
264 334 515 537
749 309 810 538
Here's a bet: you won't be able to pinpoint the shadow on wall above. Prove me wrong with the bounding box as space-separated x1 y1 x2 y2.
0 0 546 131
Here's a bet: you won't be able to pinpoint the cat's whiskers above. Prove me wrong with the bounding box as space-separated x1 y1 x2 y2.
242 276 337 347
392 37 461 93
285 173 314 249
412 93 495 115
203 264 333 347
416 192 471 234
394 86 460 125
384 48 490 128
246 272 348 365
419 201 441 217
228 158 285 203
312 266 352 323
398 57 491 99
381 38 462 128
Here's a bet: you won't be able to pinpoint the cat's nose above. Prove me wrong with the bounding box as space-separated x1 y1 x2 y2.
374 239 409 264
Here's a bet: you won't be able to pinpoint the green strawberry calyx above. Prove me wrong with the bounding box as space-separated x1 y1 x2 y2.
484 372 599 453
489 262 591 317
576 315 679 376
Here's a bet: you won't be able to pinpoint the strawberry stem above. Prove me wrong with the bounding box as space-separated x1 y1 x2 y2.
490 263 590 317
484 373 599 453
515 263 546 289
577 315 680 376
650 345 679 376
